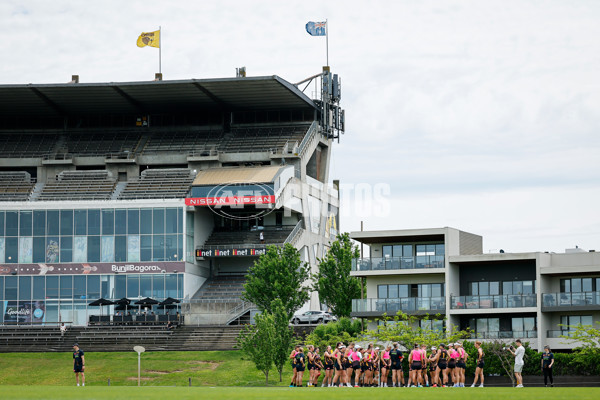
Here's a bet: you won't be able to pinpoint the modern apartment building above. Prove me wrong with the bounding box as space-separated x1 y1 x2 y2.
350 227 600 350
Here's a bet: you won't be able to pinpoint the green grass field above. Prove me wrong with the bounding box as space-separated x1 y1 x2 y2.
0 387 599 400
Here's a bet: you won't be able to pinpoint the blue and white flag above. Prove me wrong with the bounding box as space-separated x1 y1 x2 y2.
306 21 327 36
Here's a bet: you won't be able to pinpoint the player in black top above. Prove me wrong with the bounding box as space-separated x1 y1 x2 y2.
542 345 554 387
472 340 485 387
437 344 449 387
72 343 85 386
389 342 403 387
295 347 306 387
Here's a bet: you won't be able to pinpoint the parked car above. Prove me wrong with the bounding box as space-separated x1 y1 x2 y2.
291 310 336 325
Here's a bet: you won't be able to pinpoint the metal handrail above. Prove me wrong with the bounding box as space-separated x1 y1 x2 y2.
297 121 319 158
284 220 304 245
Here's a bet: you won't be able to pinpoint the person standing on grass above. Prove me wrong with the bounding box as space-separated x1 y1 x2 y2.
295 347 306 387
542 345 554 387
289 344 300 387
471 341 485 387
72 343 85 386
322 346 334 387
508 339 525 387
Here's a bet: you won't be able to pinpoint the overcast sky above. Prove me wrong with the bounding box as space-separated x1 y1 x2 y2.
2 0 599 253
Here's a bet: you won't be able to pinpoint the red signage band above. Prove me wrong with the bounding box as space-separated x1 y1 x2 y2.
185 195 276 206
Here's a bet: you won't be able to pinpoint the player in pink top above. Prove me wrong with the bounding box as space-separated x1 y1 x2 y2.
448 343 460 386
380 345 391 387
409 343 424 387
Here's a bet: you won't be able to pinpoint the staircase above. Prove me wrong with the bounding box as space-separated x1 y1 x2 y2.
0 325 244 353
111 181 127 200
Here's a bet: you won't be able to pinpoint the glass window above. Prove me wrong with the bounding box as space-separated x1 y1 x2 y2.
471 282 479 295
403 245 413 257
33 210 46 236
399 284 409 298
141 235 152 261
127 209 140 234
416 244 426 256
127 235 140 262
5 211 18 236
572 278 582 293
153 235 165 261
382 245 392 258
140 275 152 298
166 234 178 261
33 276 45 299
114 275 126 299
74 210 87 235
378 285 388 298
431 284 443 297
0 277 3 301
60 276 72 299
46 276 59 299
127 275 140 298
19 237 33 263
102 209 114 235
0 211 4 236
140 209 152 234
46 210 59 235
101 275 111 299
74 276 86 300
87 275 100 299
153 209 165 234
186 211 194 236
177 208 183 235
512 317 524 332
426 244 435 254
560 279 570 293
60 210 73 235
582 278 593 292
101 236 115 263
152 275 164 299
435 244 445 256
5 276 17 299
115 209 127 235
5 237 18 263
73 236 87 262
490 281 500 296
523 281 533 294
581 315 593 326
166 208 178 234
19 211 32 236
177 274 183 298
60 236 73 263
87 209 100 235
114 236 126 262
388 284 398 298
19 276 31 301
476 318 488 332
177 235 183 263
87 236 100 262
523 317 535 331
479 282 489 296
392 245 402 257
165 274 177 298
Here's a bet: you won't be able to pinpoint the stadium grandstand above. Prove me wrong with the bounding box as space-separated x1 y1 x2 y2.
0 69 344 347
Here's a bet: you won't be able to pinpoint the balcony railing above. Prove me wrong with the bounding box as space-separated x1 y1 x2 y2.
546 330 582 338
542 292 600 308
351 256 444 272
472 330 537 339
451 294 537 309
352 297 446 314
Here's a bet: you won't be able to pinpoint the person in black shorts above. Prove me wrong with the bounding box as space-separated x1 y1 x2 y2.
389 342 403 387
72 343 85 386
295 347 306 387
322 345 334 387
472 340 485 387
437 344 449 387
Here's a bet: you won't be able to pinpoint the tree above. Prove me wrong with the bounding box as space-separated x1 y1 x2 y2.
560 321 600 355
312 233 361 318
236 310 276 385
242 243 310 320
271 299 294 382
484 341 517 386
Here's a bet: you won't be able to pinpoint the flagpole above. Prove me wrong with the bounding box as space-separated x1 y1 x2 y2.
159 26 162 74
326 19 329 66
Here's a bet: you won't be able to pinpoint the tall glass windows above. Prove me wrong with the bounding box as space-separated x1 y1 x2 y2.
74 210 87 235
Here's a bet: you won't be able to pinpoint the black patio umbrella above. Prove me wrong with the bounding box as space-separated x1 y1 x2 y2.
88 298 115 316
158 297 181 305
134 297 159 308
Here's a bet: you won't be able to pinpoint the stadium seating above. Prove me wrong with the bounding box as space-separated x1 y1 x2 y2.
63 131 141 157
192 275 247 301
118 168 195 200
203 226 294 247
142 129 223 155
0 171 36 201
0 325 245 352
219 124 310 153
37 170 117 201
0 133 59 158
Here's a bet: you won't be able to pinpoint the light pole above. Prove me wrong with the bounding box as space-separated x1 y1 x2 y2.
133 346 145 386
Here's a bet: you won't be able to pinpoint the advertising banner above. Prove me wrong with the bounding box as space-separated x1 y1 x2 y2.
196 248 267 258
0 262 184 276
3 301 45 324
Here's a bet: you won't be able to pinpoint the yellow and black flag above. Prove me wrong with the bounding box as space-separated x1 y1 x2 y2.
137 30 160 48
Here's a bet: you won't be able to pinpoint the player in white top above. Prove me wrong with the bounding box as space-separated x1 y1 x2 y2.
508 339 525 387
